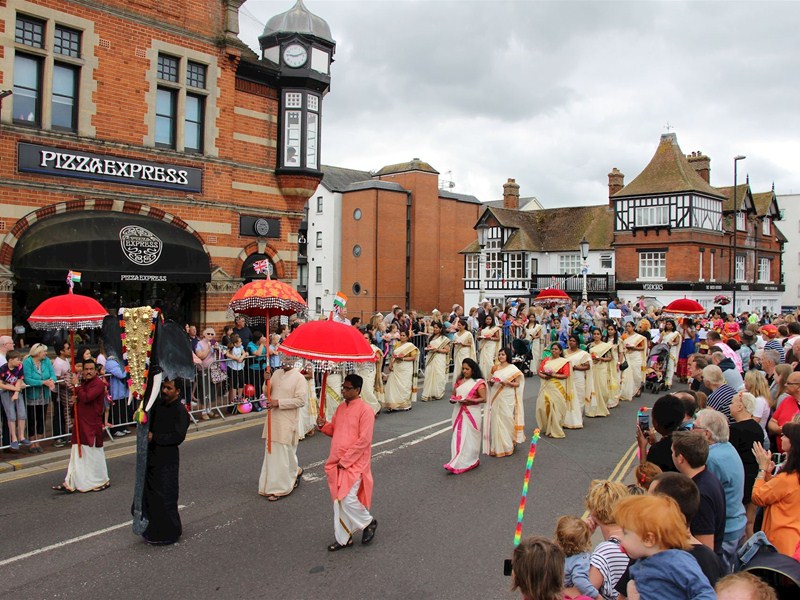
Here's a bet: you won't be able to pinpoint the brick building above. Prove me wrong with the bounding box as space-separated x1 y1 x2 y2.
336 158 482 319
0 0 334 336
612 133 785 314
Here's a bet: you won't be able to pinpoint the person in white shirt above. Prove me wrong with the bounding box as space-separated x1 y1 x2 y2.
51 340 73 447
0 335 14 368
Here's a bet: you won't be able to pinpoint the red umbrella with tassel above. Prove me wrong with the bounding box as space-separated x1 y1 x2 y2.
27 271 109 454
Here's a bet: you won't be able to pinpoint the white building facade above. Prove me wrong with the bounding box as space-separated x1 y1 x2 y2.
779 193 800 310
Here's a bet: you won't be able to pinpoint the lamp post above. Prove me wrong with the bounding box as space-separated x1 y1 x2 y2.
477 224 488 305
580 236 589 303
731 155 746 315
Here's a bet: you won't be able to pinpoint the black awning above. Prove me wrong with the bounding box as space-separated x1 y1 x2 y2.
13 210 211 283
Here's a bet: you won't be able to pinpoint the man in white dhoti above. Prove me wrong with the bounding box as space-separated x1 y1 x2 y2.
258 364 307 501
52 359 110 493
317 374 377 551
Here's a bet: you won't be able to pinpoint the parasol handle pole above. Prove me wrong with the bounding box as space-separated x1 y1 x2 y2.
70 330 82 458
319 371 329 421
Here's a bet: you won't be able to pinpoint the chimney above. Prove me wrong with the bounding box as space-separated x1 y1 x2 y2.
608 168 624 206
503 178 520 210
687 151 711 183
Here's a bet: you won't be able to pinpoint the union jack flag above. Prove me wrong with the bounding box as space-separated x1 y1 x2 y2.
253 259 270 275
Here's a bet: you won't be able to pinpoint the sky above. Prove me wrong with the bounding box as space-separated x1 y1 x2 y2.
238 0 800 206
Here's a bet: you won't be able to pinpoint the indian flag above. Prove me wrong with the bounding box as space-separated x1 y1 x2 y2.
68 270 82 284
333 292 347 309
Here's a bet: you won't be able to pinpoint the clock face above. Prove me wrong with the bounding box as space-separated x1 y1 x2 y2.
283 44 308 68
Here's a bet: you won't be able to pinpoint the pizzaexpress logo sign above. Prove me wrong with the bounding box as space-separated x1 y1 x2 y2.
17 143 202 192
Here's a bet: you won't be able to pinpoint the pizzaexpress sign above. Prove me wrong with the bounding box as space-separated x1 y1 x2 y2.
18 143 202 192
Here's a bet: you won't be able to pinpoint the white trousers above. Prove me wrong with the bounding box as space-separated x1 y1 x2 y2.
64 445 109 492
333 479 373 544
258 441 299 497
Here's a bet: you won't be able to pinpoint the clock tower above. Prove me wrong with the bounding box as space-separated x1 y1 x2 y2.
260 0 335 175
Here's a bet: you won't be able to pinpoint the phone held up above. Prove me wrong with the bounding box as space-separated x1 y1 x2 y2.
637 407 650 432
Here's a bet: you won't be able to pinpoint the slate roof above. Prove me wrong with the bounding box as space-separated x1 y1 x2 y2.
753 190 780 218
614 133 724 199
321 165 373 192
438 190 481 204
484 196 542 210
344 180 406 193
460 204 614 253
374 158 439 176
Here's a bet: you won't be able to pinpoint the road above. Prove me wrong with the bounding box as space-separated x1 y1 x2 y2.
0 375 648 600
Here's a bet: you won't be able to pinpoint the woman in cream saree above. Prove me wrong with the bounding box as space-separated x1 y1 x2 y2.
586 328 612 418
421 321 451 401
478 315 501 381
619 321 648 401
357 331 384 415
483 347 525 457
660 319 681 390
382 330 419 412
535 342 571 439
564 334 593 428
444 358 486 474
526 316 544 374
451 317 476 386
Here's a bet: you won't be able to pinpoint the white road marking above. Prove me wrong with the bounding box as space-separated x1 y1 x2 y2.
0 505 187 568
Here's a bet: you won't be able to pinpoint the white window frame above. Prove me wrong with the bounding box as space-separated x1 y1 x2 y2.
735 255 746 282
508 252 525 279
762 216 770 236
559 254 582 275
736 211 746 231
316 196 323 213
698 252 704 282
315 231 322 248
635 205 670 227
600 254 612 270
758 258 771 283
465 254 478 279
315 297 322 314
638 252 667 281
485 236 502 279
710 251 715 282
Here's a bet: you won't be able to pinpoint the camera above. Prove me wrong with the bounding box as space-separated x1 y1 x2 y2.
503 558 512 576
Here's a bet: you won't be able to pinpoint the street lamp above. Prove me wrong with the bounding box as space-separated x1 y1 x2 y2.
477 224 488 305
732 155 746 315
580 236 589 302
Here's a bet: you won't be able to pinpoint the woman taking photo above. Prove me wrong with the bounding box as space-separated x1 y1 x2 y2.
535 342 571 439
564 334 592 429
451 317 476 386
619 321 647 401
421 321 451 402
478 313 501 380
483 347 525 457
587 328 613 418
444 358 486 474
382 330 419 412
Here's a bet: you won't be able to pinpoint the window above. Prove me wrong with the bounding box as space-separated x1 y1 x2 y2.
353 245 362 257
758 258 771 283
16 15 45 48
51 63 78 130
465 254 478 279
600 255 612 269
13 53 41 125
736 211 746 231
559 254 582 275
638 252 666 280
315 297 322 314
635 205 670 227
316 196 323 213
282 90 321 169
315 266 322 284
315 231 322 248
698 252 704 281
153 53 209 152
485 237 501 279
710 251 715 282
762 216 770 236
508 253 525 279
54 26 81 58
735 255 746 282
353 208 362 220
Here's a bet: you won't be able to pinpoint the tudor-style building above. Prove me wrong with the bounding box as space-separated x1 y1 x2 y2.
0 0 334 334
613 133 785 314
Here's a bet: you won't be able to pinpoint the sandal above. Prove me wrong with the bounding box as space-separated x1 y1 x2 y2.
327 538 353 552
294 469 304 489
51 483 73 493
266 494 282 502
93 482 111 492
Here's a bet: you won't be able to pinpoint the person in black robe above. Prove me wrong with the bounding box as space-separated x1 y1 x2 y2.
141 378 190 545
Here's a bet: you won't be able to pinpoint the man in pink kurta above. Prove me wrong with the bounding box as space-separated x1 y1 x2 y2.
317 373 377 551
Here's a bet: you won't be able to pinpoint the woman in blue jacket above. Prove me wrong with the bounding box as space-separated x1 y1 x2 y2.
23 343 57 453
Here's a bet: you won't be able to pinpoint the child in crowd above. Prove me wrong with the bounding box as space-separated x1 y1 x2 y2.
0 350 27 451
225 334 248 402
715 573 777 600
633 462 662 492
268 333 281 373
583 480 630 600
511 536 593 600
613 495 715 599
555 516 599 599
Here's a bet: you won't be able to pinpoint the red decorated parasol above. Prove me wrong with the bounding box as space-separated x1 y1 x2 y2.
28 276 109 454
661 298 705 316
532 288 572 305
228 278 306 325
279 317 373 421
